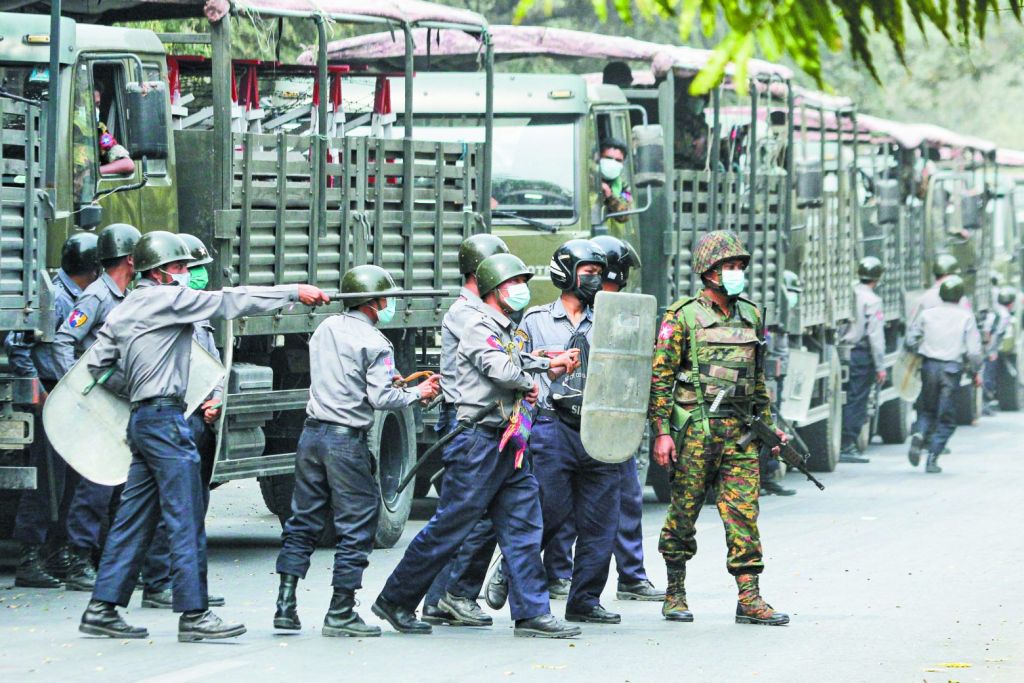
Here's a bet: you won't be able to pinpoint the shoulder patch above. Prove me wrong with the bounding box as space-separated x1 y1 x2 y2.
657 321 676 340
486 335 503 350
67 309 89 328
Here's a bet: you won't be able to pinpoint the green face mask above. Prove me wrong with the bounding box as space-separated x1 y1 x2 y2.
188 266 209 291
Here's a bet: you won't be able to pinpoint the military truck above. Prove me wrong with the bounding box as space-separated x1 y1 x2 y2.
0 0 493 547
987 148 1024 409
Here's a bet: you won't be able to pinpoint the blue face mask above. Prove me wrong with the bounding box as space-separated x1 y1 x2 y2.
501 282 532 311
374 298 396 325
722 269 746 296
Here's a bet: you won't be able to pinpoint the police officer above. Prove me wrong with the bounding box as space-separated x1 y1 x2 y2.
760 270 799 496
981 287 1015 414
839 257 887 464
914 253 970 315
53 222 140 591
649 230 789 626
274 265 439 637
541 236 664 602
373 253 581 638
139 234 226 609
79 231 329 641
905 275 983 473
6 233 100 588
421 234 510 627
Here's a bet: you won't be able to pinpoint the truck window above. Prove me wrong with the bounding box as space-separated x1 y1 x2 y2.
71 62 98 205
91 61 134 177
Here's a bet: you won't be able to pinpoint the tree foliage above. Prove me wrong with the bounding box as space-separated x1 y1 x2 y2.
511 0 1023 92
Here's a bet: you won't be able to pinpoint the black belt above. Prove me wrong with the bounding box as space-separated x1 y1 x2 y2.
304 418 368 440
131 396 185 412
457 421 500 437
539 408 559 419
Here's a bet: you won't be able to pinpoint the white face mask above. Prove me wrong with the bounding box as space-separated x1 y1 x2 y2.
599 158 623 181
160 269 190 288
721 269 746 296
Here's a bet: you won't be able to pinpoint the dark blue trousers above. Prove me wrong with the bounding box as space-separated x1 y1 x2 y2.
842 346 875 448
423 405 497 607
12 412 67 546
92 404 208 613
66 479 116 554
983 356 999 401
381 427 549 621
544 457 648 585
527 416 620 612
915 358 962 457
275 420 380 590
142 414 214 591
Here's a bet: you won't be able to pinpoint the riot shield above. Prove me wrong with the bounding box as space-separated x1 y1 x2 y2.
892 350 923 402
780 349 820 424
580 291 657 464
42 340 224 486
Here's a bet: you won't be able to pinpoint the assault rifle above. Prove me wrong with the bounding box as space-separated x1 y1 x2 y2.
737 414 825 491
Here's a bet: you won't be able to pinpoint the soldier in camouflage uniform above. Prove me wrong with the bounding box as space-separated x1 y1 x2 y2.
649 230 790 626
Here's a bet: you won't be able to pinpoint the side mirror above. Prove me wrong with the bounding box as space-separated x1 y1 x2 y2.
631 125 665 188
124 81 169 160
77 203 103 230
961 193 983 230
795 160 823 208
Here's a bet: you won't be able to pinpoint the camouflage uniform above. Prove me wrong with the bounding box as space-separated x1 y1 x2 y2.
649 229 788 625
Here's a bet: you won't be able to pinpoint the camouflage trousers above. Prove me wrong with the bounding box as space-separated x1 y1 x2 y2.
658 416 764 576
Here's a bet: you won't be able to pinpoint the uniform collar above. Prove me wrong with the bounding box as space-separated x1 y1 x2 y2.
695 290 755 325
343 309 375 326
56 269 82 297
458 287 482 306
550 296 593 323
480 302 514 330
102 271 129 298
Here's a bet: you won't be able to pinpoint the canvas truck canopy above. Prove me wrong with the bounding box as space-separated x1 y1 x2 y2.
997 149 1024 167
58 0 487 30
318 24 791 80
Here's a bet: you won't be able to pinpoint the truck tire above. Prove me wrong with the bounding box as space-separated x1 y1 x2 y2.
371 406 416 549
996 353 1022 411
258 474 337 547
801 354 842 472
954 383 979 426
876 398 911 444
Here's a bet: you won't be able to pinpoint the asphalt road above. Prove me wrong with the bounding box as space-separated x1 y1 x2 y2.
2 411 1022 683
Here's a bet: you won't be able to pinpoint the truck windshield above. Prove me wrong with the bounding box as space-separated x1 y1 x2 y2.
350 115 577 222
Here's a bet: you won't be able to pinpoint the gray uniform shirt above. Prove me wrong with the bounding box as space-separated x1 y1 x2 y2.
439 287 487 404
88 280 299 403
54 272 126 376
841 282 886 368
306 310 419 429
912 281 971 320
519 298 593 410
905 302 983 369
982 303 1011 356
193 321 223 402
5 269 82 381
455 304 550 428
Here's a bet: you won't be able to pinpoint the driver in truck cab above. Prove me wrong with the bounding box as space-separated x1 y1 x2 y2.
598 138 632 223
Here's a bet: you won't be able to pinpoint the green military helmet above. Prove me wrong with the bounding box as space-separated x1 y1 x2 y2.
61 232 100 277
857 256 884 283
476 253 533 296
133 231 194 273
783 270 802 293
96 223 142 262
691 230 750 276
939 275 965 303
178 233 214 267
997 286 1017 306
933 253 961 278
458 234 510 276
341 264 400 308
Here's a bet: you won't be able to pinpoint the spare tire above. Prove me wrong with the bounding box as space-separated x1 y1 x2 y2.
372 406 416 549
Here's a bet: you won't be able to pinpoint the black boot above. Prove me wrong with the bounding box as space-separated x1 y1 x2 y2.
273 574 301 630
79 599 148 639
45 543 74 580
178 610 246 642
371 595 432 634
65 547 97 592
323 589 381 638
926 453 943 474
15 544 63 589
514 614 581 638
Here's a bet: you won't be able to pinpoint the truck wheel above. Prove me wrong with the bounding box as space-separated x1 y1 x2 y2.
801 354 842 472
371 406 416 549
649 461 671 503
996 353 1022 411
954 383 979 426
258 474 336 547
876 398 911 444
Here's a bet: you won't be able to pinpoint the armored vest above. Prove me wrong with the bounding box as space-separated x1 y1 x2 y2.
671 296 761 409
